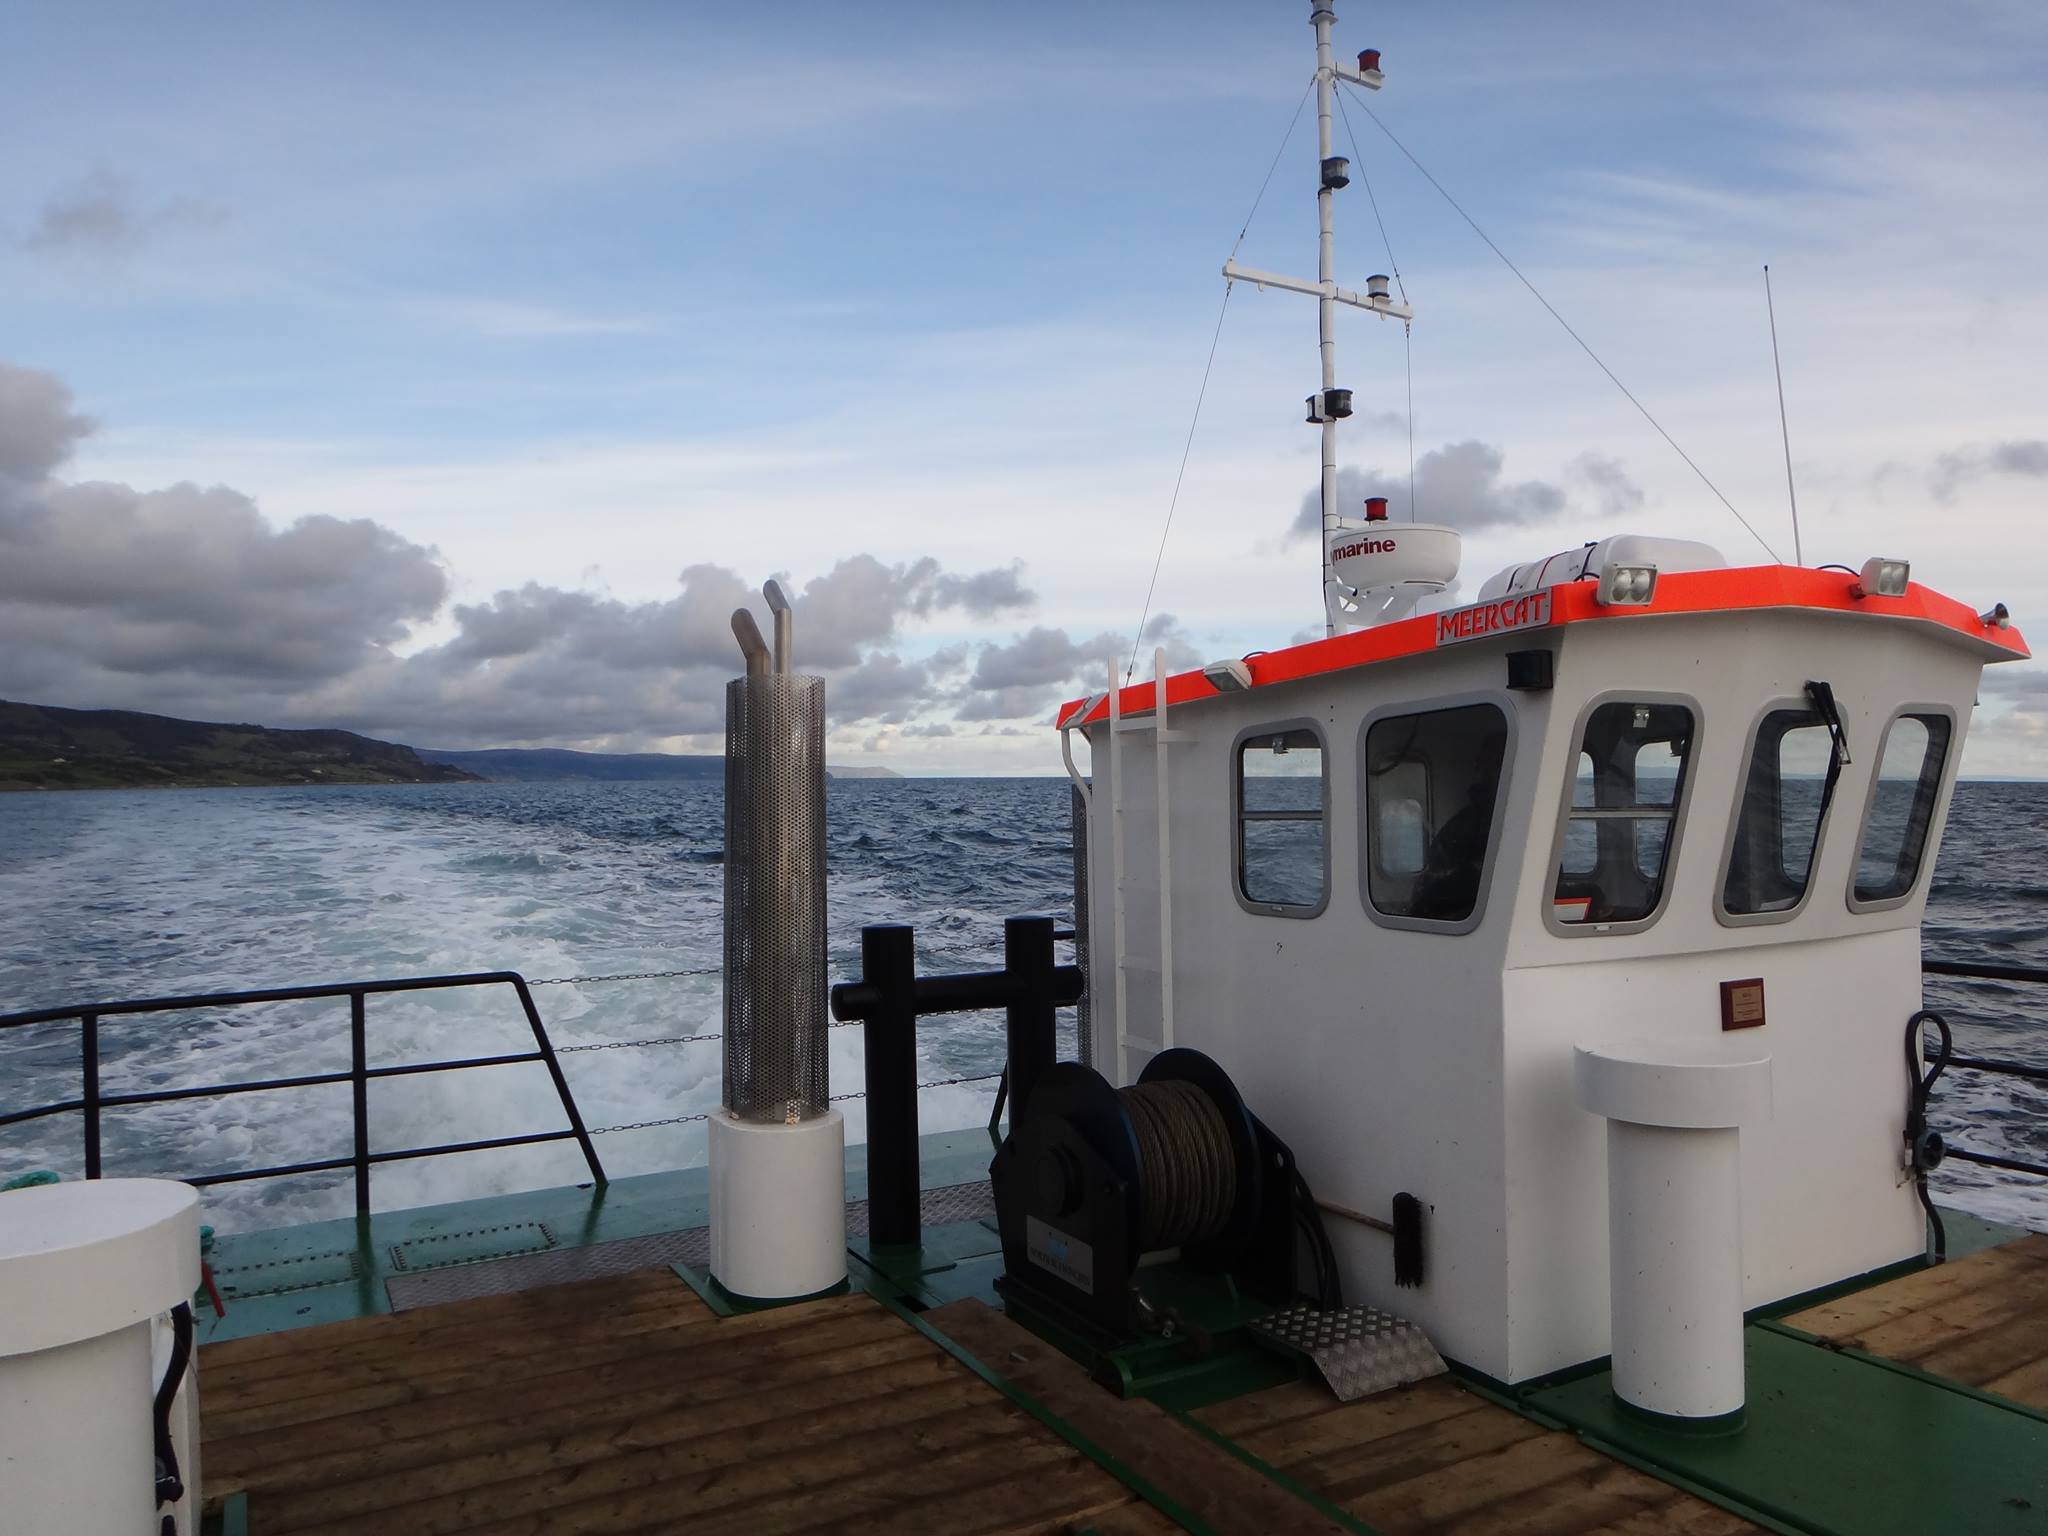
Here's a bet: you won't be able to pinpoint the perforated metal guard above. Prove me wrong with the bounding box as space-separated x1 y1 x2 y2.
1251 1302 1447 1402
723 672 828 1122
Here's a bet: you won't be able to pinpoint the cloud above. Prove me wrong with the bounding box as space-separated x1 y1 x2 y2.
1567 452 1646 519
0 359 1039 745
2 363 447 690
1932 441 2048 502
1291 443 1570 540
1 480 448 684
970 626 1116 692
408 297 658 339
934 562 1034 615
953 613 1200 723
18 171 225 254
0 362 95 483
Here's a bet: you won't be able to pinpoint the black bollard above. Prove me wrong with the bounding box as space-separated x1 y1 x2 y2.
860 924 921 1249
1003 916 1058 1129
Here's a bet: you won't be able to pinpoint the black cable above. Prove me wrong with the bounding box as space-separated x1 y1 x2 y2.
153 1302 194 1509
1905 1009 1951 1263
1292 1168 1343 1309
1339 82 1781 562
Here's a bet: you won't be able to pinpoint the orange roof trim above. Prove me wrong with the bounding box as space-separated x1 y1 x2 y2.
1055 566 2028 730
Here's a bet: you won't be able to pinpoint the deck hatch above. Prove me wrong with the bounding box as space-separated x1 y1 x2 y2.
387 1220 557 1272
213 1246 363 1298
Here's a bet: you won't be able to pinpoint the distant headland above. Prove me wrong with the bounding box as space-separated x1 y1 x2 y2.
0 700 900 790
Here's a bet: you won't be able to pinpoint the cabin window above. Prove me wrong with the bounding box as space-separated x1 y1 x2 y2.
1551 701 1694 928
1362 702 1510 929
1235 725 1328 915
1721 700 1843 918
1851 713 1952 906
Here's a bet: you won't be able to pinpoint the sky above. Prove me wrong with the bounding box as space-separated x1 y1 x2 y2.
3 0 2045 775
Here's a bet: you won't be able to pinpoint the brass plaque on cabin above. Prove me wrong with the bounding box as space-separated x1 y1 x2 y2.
1721 978 1766 1030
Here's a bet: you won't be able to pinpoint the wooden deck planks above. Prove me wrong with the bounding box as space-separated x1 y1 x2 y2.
200 1268 1160 1535
924 1299 1358 1536
1192 1376 1759 1536
199 1236 2048 1536
1783 1232 2048 1412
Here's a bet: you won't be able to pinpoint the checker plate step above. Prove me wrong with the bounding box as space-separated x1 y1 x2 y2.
1251 1303 1447 1401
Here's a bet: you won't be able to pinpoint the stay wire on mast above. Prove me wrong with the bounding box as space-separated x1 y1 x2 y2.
1231 76 1318 263
1340 82 1781 562
1764 264 1802 565
1126 281 1233 686
1336 85 1418 520
1125 77 1314 685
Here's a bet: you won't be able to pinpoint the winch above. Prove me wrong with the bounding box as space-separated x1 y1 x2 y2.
990 1047 1338 1344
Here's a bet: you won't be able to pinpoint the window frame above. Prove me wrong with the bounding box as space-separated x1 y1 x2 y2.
1845 704 1957 914
1542 690 1703 939
1356 692 1517 937
1714 694 1841 929
1230 717 1332 919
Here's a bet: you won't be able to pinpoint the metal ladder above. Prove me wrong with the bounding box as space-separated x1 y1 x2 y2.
1106 649 1184 1083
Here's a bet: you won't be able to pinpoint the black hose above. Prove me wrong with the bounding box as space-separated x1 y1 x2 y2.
1904 1009 1951 1263
153 1302 194 1509
1292 1168 1343 1309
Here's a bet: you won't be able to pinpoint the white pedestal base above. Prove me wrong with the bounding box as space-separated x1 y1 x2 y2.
708 1110 847 1299
1575 1039 1772 1420
0 1178 202 1532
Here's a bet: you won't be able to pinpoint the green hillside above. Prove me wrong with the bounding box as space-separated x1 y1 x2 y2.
0 700 482 791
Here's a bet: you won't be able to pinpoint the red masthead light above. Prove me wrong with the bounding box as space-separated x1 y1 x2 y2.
1358 49 1382 72
1365 496 1390 522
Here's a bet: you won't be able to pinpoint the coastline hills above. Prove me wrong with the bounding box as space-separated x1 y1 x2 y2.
0 700 900 790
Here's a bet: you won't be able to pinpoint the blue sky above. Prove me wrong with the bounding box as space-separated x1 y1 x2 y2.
3 1 2045 771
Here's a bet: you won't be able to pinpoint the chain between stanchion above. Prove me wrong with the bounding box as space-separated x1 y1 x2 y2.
557 1031 722 1053
588 1072 1003 1135
590 1112 711 1135
528 967 720 986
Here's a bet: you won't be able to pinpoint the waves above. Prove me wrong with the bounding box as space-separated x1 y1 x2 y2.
2 776 2042 1236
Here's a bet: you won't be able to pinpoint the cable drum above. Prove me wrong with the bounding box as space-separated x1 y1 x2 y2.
1120 1079 1238 1251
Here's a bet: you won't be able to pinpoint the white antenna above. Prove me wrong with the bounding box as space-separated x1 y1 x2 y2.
1224 2 1411 636
1763 264 1802 566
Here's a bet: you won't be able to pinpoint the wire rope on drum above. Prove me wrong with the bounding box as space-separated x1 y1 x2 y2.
1120 1078 1238 1251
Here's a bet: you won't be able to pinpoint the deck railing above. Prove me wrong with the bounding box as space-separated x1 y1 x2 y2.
0 972 606 1217
1917 957 2048 1184
6 949 2025 1229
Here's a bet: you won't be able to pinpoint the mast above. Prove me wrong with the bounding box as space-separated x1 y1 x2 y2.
1223 3 1412 636
1314 2 1340 632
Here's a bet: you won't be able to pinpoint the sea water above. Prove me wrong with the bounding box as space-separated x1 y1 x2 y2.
1 778 2042 1234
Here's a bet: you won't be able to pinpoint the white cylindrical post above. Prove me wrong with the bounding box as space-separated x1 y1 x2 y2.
1605 1119 1745 1416
0 1179 202 1531
1574 1040 1772 1422
708 1111 847 1299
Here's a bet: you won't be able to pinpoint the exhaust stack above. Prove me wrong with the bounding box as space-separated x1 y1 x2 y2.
707 579 846 1300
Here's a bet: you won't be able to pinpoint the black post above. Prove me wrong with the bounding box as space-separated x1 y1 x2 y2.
81 1012 101 1179
861 924 920 1249
349 991 371 1221
511 977 608 1187
1004 916 1057 1130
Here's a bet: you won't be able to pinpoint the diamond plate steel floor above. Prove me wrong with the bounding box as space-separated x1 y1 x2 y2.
386 1179 997 1310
